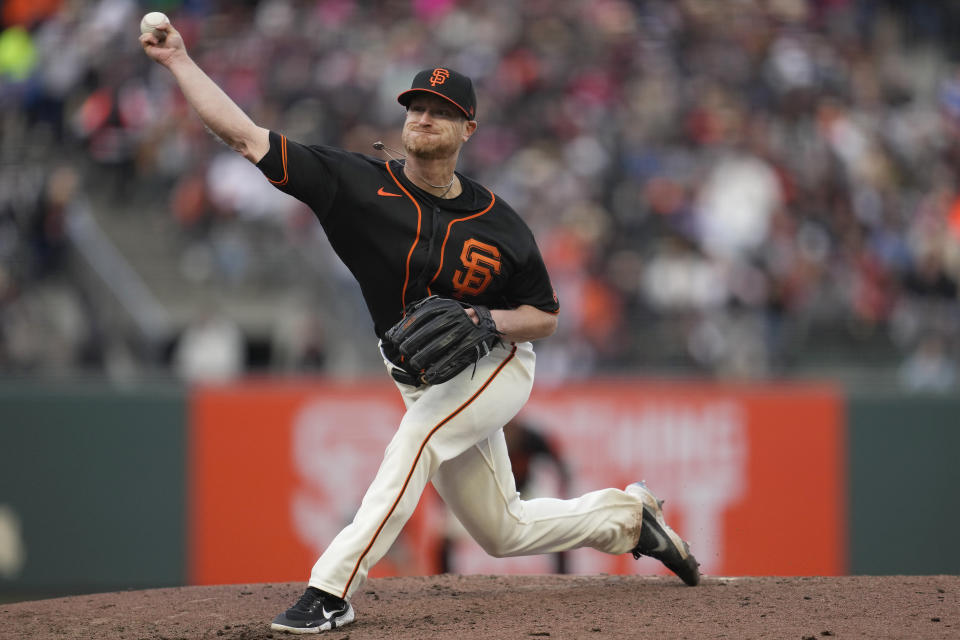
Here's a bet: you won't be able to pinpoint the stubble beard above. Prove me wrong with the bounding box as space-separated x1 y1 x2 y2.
402 128 461 161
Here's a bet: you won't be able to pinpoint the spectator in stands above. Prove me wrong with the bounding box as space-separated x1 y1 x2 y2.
3 0 960 381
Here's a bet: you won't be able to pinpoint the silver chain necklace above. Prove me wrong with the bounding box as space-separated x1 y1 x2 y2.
373 141 455 197
406 165 455 197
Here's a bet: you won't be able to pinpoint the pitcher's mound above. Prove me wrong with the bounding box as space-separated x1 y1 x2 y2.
2 574 957 639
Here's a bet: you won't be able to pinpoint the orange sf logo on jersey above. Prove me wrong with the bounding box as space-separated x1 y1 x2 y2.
429 68 450 86
452 239 501 298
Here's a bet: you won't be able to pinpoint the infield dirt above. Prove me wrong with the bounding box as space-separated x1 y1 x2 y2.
1 574 957 639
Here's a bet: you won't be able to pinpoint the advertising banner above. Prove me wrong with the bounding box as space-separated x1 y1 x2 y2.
189 379 844 584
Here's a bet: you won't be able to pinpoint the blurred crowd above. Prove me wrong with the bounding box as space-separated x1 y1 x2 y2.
2 0 960 389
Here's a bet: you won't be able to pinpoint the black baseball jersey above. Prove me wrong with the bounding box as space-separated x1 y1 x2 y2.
256 131 559 338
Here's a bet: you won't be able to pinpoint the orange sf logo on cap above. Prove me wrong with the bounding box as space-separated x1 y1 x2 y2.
429 68 450 86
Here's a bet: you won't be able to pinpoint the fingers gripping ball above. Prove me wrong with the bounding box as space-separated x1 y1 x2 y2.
384 296 503 386
140 11 169 41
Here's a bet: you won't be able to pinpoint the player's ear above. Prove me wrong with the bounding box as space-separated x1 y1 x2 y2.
462 119 477 143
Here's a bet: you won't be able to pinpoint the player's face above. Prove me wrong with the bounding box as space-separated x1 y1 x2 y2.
402 95 476 160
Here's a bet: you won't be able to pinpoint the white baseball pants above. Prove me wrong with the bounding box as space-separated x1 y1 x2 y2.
309 341 644 600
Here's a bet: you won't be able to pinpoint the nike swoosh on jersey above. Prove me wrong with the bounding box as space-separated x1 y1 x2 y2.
377 187 402 197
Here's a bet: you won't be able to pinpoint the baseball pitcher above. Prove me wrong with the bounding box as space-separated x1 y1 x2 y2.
141 14 699 635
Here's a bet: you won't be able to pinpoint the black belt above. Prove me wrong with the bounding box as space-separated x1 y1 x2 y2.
381 341 423 387
390 366 422 387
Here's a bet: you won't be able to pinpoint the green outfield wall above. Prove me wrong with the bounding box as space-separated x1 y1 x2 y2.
0 383 186 599
847 393 960 575
0 381 957 601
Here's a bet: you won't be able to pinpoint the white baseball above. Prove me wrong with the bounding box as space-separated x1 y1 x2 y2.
140 11 169 37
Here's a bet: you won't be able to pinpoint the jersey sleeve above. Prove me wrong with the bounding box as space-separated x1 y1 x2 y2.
505 233 560 314
255 131 338 222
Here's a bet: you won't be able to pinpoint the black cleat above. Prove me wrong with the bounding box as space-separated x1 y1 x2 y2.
270 586 355 634
626 482 701 586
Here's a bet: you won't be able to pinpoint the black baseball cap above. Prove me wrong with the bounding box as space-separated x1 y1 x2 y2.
397 67 477 120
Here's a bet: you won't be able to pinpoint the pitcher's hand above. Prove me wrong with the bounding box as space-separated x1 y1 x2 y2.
140 21 187 68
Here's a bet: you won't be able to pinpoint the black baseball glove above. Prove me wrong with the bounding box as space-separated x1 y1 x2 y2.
383 295 503 386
